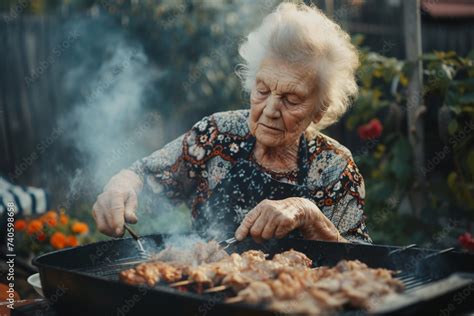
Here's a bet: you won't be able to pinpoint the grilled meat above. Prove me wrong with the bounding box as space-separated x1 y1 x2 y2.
120 261 183 286
119 242 403 315
272 249 312 268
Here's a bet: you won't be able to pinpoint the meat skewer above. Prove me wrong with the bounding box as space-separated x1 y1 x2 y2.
119 241 404 315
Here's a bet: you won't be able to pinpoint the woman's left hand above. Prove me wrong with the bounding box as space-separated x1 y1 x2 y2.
234 197 345 243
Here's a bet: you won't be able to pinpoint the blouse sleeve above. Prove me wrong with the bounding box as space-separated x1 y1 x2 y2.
322 159 372 243
128 115 215 206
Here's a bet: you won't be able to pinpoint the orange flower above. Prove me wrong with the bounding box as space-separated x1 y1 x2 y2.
45 216 57 227
46 210 58 217
50 232 67 249
14 219 27 231
27 220 43 235
40 211 58 226
72 222 89 234
59 213 69 225
65 235 78 247
41 210 58 220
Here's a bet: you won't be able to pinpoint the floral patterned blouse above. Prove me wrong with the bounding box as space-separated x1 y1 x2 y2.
130 110 372 243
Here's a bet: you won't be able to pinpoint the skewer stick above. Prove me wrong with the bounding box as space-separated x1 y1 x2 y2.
225 296 244 304
169 279 195 287
204 285 229 293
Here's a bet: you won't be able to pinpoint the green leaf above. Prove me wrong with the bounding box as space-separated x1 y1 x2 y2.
451 78 474 88
461 106 474 113
467 49 474 60
459 93 474 105
352 34 365 47
441 64 455 80
422 53 438 61
447 172 458 192
389 138 412 185
368 181 394 202
448 120 458 135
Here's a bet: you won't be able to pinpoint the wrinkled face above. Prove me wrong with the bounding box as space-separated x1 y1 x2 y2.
249 57 321 148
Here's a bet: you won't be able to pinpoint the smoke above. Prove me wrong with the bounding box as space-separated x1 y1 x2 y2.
160 234 207 251
54 16 201 237
51 2 279 239
52 17 176 234
58 17 161 193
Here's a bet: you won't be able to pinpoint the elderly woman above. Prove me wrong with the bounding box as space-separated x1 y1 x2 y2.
92 2 371 244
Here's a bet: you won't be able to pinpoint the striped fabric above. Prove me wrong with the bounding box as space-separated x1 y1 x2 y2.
0 177 49 216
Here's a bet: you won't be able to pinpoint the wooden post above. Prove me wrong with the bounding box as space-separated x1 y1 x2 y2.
403 0 426 217
325 0 334 18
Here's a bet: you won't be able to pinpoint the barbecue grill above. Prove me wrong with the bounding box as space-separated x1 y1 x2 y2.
32 234 474 315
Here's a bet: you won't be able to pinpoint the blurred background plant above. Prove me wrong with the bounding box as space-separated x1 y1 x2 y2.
348 38 474 247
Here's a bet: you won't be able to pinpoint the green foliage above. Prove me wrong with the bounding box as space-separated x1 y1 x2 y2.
351 37 474 246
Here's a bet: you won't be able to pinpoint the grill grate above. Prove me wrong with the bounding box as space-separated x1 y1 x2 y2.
74 255 153 280
396 273 433 292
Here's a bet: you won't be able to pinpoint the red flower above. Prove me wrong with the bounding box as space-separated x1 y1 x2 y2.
458 232 474 251
14 219 27 231
36 232 47 242
357 118 383 140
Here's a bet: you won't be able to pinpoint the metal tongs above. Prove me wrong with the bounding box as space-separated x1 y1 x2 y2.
123 223 152 260
218 236 238 250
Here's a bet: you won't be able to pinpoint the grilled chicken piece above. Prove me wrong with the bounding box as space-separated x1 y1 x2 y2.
187 250 272 286
268 293 323 315
313 277 341 292
120 261 183 287
157 263 184 283
119 268 148 286
222 271 255 291
235 281 273 305
186 252 253 285
308 288 349 308
268 272 305 299
272 249 312 267
135 262 162 286
221 258 294 291
240 250 267 264
334 259 368 272
187 266 217 285
222 268 274 291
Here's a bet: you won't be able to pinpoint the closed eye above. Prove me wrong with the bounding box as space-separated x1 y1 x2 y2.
284 96 299 106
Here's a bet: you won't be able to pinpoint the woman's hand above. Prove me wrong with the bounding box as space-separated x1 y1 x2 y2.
234 197 345 243
92 170 143 237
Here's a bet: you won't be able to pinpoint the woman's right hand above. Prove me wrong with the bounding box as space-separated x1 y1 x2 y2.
92 170 143 237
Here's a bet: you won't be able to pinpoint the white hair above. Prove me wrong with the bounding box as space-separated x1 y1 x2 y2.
236 1 360 134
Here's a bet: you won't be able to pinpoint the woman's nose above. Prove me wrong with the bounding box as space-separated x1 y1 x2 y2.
263 94 282 118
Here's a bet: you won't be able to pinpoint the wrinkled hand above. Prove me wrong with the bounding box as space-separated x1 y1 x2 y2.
234 197 343 242
92 170 143 237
